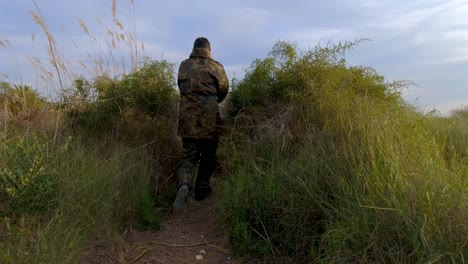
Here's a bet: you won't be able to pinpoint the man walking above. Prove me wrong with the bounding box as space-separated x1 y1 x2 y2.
173 37 229 213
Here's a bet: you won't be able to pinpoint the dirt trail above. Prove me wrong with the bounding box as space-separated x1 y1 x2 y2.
88 177 238 264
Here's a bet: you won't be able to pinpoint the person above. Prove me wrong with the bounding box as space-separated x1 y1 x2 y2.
172 37 229 214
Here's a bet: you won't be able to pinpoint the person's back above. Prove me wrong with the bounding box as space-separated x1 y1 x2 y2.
177 42 228 139
173 37 228 214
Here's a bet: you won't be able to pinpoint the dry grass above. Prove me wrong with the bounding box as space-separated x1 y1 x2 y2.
25 0 144 101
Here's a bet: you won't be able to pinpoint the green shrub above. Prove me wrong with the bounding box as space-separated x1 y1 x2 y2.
65 59 178 140
0 133 62 213
221 41 467 263
120 59 177 117
227 40 402 120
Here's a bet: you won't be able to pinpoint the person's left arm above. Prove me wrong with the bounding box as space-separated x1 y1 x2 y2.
216 65 229 103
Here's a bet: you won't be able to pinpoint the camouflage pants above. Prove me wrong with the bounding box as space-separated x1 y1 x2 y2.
175 137 218 191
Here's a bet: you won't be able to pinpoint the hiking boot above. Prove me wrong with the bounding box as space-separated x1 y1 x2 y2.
195 186 212 201
173 184 189 214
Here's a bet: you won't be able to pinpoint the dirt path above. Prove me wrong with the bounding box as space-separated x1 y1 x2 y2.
88 177 238 264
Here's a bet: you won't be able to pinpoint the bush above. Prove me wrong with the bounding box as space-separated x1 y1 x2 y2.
221 41 467 263
227 40 402 120
0 133 62 213
65 59 178 141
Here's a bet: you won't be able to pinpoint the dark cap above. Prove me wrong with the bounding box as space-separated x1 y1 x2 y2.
193 37 211 49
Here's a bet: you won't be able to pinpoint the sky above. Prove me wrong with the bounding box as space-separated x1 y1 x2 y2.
1 0 467 115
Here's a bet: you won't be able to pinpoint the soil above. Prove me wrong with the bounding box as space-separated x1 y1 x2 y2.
85 177 239 264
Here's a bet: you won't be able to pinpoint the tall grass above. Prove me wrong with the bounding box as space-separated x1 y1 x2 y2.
2 0 466 262
0 133 164 263
221 41 467 263
1 1 179 262
26 0 144 100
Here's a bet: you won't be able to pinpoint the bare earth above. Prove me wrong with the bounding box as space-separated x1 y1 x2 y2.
87 177 238 264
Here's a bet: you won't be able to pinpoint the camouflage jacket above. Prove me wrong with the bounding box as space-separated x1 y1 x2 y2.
177 48 229 139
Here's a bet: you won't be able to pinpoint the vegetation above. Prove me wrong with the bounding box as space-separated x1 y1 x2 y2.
1 1 179 263
1 1 466 263
65 59 177 141
221 41 467 263
0 67 178 264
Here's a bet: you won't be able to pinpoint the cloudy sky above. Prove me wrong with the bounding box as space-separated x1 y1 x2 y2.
1 0 467 114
